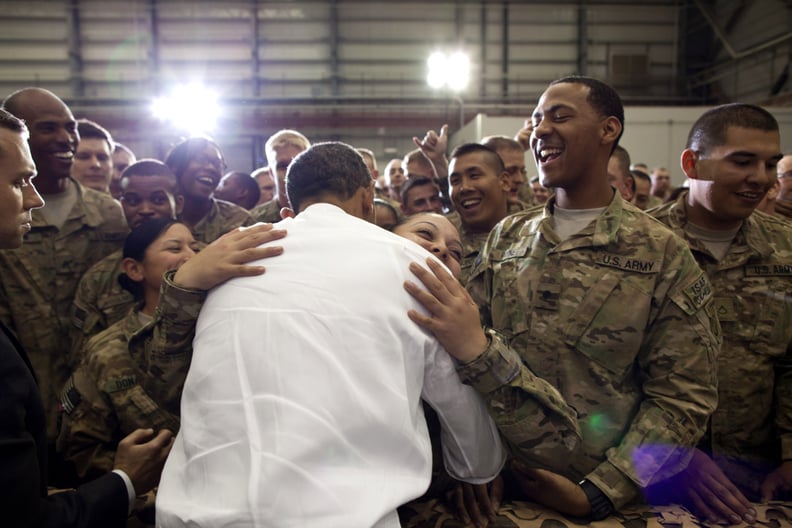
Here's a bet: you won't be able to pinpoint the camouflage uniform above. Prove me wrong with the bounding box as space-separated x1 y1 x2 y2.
399 498 792 528
776 198 792 221
464 192 720 509
447 203 534 283
69 249 133 360
70 241 208 361
0 180 128 436
650 192 792 499
249 198 283 224
58 269 206 476
190 198 252 244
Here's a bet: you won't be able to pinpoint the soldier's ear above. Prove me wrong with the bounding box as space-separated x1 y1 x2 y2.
121 257 145 283
681 149 699 180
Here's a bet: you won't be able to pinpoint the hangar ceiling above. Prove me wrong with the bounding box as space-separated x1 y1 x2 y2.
0 0 789 170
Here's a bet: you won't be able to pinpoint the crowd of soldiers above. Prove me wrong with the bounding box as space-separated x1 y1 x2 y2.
0 75 791 527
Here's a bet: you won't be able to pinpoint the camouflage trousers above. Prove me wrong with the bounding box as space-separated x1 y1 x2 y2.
398 499 792 527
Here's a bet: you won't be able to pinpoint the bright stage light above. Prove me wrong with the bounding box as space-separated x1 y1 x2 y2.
151 82 220 135
426 51 470 92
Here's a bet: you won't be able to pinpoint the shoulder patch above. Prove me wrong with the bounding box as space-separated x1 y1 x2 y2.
681 274 713 313
59 377 82 415
103 376 137 393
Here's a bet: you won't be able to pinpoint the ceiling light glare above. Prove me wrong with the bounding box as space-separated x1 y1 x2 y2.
151 82 220 135
426 51 470 92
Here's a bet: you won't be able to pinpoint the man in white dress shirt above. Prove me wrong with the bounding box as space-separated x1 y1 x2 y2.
156 142 507 528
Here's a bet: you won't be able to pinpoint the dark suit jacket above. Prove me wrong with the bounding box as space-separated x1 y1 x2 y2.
0 322 129 528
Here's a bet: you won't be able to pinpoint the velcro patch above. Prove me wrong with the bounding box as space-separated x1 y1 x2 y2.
682 274 713 312
744 262 792 277
59 378 82 415
103 376 137 394
597 254 659 274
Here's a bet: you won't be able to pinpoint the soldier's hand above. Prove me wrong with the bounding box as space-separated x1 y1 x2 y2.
413 124 449 164
446 476 503 528
404 257 488 363
676 448 756 525
173 223 286 290
760 461 792 502
510 463 591 517
113 428 174 495
514 119 532 152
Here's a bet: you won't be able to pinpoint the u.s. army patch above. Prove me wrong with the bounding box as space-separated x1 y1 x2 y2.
744 262 792 277
597 253 659 274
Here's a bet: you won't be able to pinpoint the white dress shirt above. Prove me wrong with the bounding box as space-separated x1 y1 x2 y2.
156 203 505 528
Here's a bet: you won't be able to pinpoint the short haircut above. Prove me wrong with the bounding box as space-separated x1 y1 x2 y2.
403 148 434 174
356 148 378 171
114 142 135 157
686 103 779 155
631 169 651 184
610 145 631 176
225 170 261 208
164 135 224 183
286 142 371 213
530 175 541 184
449 143 505 175
551 75 624 151
0 107 27 135
265 129 310 166
400 176 439 204
481 135 523 154
77 118 113 152
121 159 178 190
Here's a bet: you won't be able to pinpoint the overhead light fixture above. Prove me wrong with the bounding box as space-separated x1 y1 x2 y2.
151 82 220 135
426 51 470 92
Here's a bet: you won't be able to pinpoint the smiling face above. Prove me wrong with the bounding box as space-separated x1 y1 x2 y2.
530 82 619 192
11 90 78 186
0 128 44 248
137 223 198 292
178 143 224 201
448 150 510 234
71 137 113 193
393 213 463 278
683 125 782 230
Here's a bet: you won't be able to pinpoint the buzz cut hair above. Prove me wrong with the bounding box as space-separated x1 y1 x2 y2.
449 143 506 175
551 75 624 152
686 103 778 155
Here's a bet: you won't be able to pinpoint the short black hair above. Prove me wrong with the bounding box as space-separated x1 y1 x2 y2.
449 143 506 175
120 159 178 190
286 142 371 213
686 103 779 155
119 217 179 297
400 176 439 204
164 135 225 184
225 171 261 209
551 75 624 151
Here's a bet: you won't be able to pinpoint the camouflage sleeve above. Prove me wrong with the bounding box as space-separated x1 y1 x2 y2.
586 247 720 509
69 273 105 368
776 341 792 461
456 330 580 471
135 270 207 417
58 331 180 479
57 369 118 479
462 265 581 472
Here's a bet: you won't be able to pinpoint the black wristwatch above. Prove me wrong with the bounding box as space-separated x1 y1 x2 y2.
578 479 615 521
